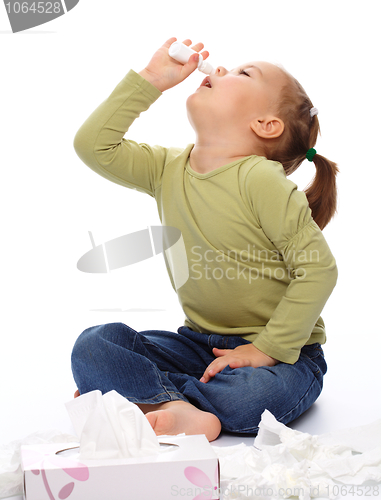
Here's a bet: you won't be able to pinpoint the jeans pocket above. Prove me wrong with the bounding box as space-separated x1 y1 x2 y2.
302 343 323 358
301 344 327 381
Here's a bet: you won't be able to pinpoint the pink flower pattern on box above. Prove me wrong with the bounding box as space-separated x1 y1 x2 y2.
22 447 89 500
184 465 219 500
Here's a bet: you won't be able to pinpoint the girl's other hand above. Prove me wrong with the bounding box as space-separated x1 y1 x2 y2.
138 37 209 92
200 344 279 383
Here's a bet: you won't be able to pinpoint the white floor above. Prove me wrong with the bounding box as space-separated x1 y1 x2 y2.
1 335 380 500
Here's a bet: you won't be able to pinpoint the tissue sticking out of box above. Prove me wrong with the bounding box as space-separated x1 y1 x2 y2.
65 390 160 459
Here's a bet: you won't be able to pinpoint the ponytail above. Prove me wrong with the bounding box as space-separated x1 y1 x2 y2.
304 154 339 230
263 67 339 230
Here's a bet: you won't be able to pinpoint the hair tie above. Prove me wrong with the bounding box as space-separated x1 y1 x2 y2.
310 107 318 119
306 148 317 162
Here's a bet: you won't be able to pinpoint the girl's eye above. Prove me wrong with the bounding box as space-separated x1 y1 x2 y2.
239 69 250 76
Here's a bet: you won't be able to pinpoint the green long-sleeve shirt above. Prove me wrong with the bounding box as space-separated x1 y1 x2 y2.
74 69 338 364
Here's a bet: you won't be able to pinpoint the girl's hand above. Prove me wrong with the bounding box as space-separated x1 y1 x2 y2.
138 37 209 92
200 344 279 383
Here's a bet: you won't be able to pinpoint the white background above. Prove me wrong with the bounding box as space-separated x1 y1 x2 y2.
1 0 380 497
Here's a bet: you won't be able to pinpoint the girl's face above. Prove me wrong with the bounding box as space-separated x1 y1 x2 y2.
186 61 286 136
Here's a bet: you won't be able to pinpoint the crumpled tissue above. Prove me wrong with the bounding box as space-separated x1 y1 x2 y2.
65 390 160 459
212 410 381 500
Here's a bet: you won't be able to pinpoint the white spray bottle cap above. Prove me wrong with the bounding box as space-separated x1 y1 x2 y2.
168 41 215 75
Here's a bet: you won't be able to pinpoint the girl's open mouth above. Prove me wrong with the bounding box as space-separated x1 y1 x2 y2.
200 76 212 88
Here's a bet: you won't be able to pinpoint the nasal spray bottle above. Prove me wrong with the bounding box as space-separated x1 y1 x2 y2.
168 41 215 75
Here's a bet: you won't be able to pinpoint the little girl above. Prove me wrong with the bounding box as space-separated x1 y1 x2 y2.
71 37 338 441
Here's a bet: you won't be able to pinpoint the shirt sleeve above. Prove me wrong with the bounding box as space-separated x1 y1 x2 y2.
73 69 167 197
246 159 338 364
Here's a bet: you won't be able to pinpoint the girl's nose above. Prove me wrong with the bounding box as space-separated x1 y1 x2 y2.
215 66 228 76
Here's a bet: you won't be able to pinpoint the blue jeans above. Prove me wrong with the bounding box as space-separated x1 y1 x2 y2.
71 323 327 434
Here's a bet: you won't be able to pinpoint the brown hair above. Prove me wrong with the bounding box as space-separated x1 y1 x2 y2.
263 69 339 230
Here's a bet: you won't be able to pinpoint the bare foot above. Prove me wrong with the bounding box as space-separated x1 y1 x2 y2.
74 389 80 398
144 401 221 442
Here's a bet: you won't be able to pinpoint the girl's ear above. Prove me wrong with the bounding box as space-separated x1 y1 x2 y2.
250 116 284 139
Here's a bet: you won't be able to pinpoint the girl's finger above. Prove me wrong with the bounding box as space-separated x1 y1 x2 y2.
200 357 230 383
190 42 205 53
179 53 202 79
163 37 177 48
228 358 251 369
200 362 216 383
200 367 217 383
212 348 232 358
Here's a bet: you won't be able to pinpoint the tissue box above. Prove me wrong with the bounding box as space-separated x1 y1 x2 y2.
21 435 220 500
